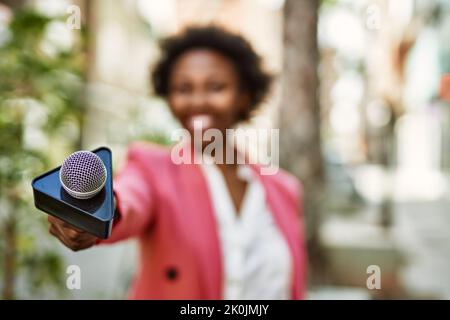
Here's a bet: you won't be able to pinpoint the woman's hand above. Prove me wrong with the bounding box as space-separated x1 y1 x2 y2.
48 215 98 251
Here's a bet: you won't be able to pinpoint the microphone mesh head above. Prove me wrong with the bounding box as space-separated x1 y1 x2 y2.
60 151 107 199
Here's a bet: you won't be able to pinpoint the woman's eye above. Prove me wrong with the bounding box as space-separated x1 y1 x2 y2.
208 83 226 92
173 85 191 94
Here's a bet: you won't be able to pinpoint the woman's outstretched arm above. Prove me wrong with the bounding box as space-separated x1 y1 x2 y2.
47 145 156 250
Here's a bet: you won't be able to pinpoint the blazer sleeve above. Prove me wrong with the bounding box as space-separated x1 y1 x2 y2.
97 145 155 245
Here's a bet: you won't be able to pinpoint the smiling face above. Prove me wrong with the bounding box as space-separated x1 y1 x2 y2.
167 49 249 141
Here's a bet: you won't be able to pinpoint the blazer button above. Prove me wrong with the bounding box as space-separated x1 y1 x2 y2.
166 266 178 281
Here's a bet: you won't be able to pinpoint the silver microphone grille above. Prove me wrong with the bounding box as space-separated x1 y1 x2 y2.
59 151 107 199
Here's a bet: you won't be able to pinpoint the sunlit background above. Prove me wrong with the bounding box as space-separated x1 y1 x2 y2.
1 0 450 299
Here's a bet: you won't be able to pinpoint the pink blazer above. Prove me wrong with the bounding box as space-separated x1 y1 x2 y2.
98 142 307 299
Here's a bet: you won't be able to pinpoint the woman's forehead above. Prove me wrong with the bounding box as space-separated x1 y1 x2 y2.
171 49 236 77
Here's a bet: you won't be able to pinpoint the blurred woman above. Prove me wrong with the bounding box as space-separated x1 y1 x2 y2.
48 26 307 300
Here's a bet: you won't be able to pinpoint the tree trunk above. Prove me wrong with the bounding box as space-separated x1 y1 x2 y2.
2 214 17 300
280 0 326 284
74 0 95 149
0 0 26 9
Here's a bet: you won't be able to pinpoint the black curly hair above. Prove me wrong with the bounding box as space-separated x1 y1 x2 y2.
151 26 273 121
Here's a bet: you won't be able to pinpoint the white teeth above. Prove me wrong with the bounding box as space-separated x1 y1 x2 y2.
187 114 213 130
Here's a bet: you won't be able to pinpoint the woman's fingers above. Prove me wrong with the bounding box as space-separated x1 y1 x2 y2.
62 221 85 233
48 215 85 236
47 215 97 251
48 215 84 232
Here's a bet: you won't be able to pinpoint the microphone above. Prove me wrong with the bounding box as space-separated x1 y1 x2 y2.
59 151 107 199
32 147 115 239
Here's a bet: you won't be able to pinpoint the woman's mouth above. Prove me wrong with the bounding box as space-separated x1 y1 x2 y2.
185 114 214 132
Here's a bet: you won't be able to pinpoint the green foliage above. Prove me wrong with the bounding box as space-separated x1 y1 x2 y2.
320 0 338 8
0 7 86 299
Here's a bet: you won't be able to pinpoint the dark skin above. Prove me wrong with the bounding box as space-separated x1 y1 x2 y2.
168 49 250 213
48 49 251 251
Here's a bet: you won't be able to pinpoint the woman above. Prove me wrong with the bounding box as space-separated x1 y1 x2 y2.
48 26 307 300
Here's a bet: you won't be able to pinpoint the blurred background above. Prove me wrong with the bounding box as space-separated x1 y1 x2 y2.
1 0 450 300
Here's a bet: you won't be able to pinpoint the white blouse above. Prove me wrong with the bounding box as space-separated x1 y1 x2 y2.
200 162 292 300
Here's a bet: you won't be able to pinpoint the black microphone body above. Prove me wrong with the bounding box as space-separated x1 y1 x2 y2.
32 146 115 239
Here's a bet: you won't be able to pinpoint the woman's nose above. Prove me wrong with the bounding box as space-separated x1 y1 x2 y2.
189 92 208 111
